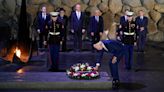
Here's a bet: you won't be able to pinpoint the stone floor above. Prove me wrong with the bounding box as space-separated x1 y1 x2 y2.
0 72 112 90
0 41 164 92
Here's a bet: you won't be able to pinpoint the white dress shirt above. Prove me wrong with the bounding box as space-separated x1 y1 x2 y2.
95 16 99 22
42 13 46 20
140 16 144 20
76 11 81 20
124 15 127 21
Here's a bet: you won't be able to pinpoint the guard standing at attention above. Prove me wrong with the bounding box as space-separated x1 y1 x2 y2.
48 12 62 72
121 11 137 70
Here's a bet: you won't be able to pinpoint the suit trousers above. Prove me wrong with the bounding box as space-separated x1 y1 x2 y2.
49 43 60 70
91 33 100 50
61 33 67 51
39 31 48 48
73 30 82 51
109 59 119 80
137 32 147 52
124 44 134 69
109 53 123 80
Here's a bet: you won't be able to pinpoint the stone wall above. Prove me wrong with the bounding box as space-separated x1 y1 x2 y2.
0 0 164 42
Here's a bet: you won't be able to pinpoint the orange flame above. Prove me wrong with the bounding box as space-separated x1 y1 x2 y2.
17 69 24 74
15 47 21 58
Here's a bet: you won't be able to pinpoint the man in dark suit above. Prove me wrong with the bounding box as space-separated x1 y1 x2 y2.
70 4 86 52
94 40 124 88
117 9 129 41
135 10 148 53
57 8 68 52
121 11 137 70
36 6 50 48
89 9 104 52
48 12 62 72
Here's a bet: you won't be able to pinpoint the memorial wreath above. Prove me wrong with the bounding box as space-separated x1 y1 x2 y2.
66 63 100 80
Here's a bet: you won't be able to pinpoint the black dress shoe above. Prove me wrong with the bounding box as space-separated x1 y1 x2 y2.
48 68 54 72
112 79 120 89
126 67 131 71
134 68 141 72
137 50 145 53
48 68 59 72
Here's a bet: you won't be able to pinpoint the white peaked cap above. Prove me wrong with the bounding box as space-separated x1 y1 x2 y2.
50 12 59 16
127 11 134 16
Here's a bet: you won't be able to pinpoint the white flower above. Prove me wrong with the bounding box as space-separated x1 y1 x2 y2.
85 63 89 66
90 73 95 77
96 63 100 67
87 66 92 71
74 66 80 71
67 71 71 75
81 73 86 77
73 73 79 76
80 64 86 69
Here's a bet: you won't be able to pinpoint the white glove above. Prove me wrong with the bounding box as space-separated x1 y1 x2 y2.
117 36 121 41
112 56 117 64
37 29 40 33
82 29 85 33
43 41 47 45
120 31 123 35
71 29 74 33
91 32 94 36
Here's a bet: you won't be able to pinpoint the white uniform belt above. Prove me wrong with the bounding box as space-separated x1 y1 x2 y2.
124 32 135 35
49 32 60 35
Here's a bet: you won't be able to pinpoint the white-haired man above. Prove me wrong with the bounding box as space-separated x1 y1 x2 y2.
94 40 124 88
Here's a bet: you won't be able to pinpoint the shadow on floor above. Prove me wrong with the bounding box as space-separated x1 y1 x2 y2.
117 82 146 91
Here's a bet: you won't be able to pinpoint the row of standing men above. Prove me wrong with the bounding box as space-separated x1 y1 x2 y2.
35 4 104 52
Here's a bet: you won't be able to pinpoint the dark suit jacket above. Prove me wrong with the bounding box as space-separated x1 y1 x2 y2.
37 12 50 33
89 16 104 33
117 16 128 39
135 16 148 34
120 16 127 27
70 11 85 32
96 40 124 64
57 15 68 37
